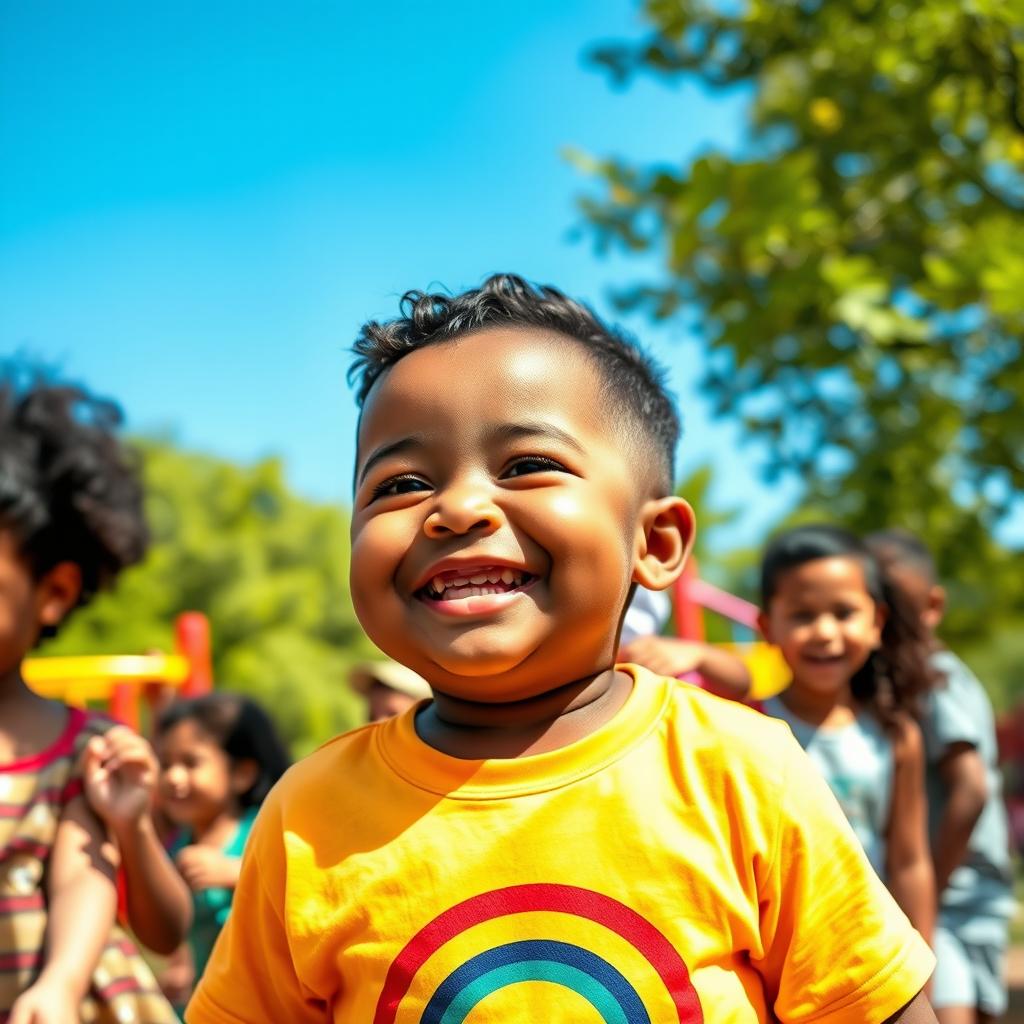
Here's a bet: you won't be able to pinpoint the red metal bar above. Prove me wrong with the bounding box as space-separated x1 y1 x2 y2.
176 612 213 697
685 578 760 631
673 558 706 642
109 682 138 730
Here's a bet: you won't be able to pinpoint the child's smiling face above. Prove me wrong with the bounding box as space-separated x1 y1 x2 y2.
759 556 884 697
350 328 691 704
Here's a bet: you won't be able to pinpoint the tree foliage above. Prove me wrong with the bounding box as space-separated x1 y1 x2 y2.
576 0 1024 652
40 440 370 754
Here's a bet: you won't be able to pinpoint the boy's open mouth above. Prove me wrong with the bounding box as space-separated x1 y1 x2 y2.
417 565 537 603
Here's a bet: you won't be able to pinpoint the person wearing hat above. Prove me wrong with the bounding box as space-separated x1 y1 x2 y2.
349 659 432 723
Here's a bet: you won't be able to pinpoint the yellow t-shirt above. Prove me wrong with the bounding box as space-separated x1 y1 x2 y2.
187 666 933 1023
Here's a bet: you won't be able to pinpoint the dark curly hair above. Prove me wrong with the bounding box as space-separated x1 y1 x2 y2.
349 273 681 491
156 693 291 808
0 373 148 624
760 524 936 724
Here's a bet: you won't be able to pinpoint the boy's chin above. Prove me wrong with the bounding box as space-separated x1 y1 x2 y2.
426 656 534 693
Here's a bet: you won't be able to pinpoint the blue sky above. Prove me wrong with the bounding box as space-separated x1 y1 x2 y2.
0 1 800 551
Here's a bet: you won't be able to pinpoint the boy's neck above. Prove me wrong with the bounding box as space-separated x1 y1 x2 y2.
415 668 633 760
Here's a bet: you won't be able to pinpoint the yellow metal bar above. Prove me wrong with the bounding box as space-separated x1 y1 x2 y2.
720 642 790 700
23 654 191 702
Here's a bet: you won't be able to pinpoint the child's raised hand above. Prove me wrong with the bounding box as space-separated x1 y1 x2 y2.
175 845 243 892
619 636 705 678
83 726 159 830
8 976 79 1024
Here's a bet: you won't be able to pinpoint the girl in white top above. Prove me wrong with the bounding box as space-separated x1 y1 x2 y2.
757 524 936 945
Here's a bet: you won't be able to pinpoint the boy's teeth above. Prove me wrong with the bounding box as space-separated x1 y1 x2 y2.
424 568 531 599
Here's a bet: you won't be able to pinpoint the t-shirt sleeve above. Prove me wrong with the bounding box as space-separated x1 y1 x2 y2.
922 659 983 764
185 791 328 1024
754 734 934 1022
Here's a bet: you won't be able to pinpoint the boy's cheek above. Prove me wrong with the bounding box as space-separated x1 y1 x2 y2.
349 527 405 604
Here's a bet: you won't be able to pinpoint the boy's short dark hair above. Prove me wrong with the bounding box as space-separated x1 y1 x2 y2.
866 528 938 585
349 273 680 491
0 372 148 617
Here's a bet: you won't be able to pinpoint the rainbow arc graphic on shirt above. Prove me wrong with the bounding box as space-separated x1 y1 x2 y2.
373 883 703 1023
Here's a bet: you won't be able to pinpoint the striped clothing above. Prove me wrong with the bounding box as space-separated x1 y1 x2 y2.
1 706 177 1023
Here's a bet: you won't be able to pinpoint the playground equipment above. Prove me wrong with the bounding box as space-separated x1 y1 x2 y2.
23 612 213 732
673 560 789 700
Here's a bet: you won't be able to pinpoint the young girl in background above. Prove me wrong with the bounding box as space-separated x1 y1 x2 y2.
0 377 182 1023
155 694 290 998
758 524 937 943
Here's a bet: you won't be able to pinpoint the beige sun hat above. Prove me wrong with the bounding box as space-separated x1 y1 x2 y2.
349 659 432 700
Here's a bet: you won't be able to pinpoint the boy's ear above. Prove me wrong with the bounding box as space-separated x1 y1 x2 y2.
923 585 946 631
632 496 695 592
756 610 773 644
36 562 82 630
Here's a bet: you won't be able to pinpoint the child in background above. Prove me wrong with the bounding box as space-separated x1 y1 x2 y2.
349 658 432 723
188 274 936 1022
156 694 290 997
757 524 936 944
0 378 181 1023
869 529 1014 1024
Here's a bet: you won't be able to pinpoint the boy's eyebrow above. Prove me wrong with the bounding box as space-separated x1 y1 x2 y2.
491 421 586 455
357 436 425 485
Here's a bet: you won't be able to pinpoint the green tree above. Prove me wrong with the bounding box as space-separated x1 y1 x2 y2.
41 440 371 754
575 0 1024 654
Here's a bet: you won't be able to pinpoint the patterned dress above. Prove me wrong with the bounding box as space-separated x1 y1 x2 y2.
1 706 178 1023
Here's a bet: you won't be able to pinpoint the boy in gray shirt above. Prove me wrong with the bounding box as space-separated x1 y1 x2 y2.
870 530 1014 1024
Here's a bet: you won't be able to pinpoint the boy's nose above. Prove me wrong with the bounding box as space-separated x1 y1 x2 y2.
423 483 502 538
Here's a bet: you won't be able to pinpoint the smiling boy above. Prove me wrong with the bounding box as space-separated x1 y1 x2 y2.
188 275 935 1023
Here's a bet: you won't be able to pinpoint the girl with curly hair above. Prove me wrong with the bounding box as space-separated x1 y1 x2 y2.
0 374 184 1024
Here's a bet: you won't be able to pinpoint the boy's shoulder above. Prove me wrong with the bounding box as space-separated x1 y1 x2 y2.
655 670 798 781
932 648 985 696
928 647 995 724
654 668 791 741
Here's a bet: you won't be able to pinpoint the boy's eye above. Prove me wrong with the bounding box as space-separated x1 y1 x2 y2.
503 456 565 478
371 474 431 500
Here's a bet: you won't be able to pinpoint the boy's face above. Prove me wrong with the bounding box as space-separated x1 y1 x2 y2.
350 328 690 703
